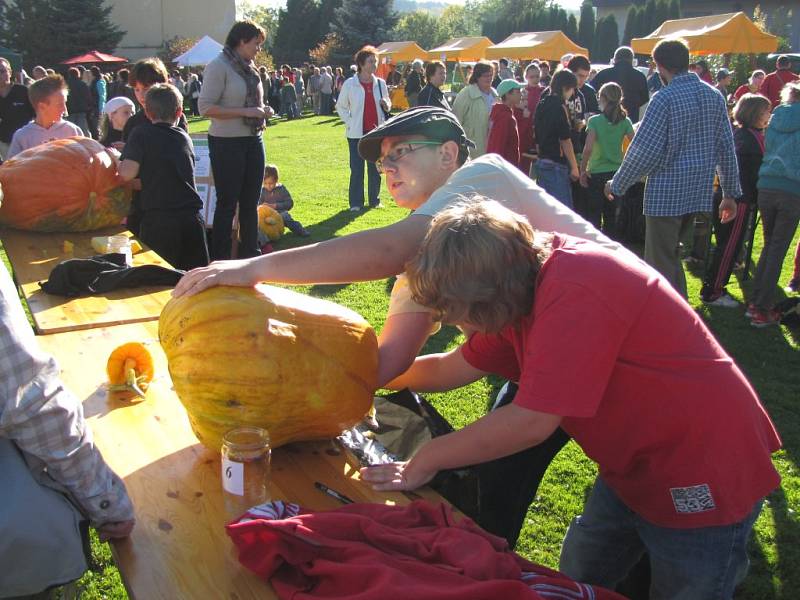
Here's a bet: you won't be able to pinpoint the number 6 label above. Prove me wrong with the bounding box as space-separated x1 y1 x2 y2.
222 457 244 496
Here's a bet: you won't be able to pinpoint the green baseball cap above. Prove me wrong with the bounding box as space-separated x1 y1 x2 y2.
496 79 525 98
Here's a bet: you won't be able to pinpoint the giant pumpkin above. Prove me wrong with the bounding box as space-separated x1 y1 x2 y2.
159 285 378 451
0 137 131 232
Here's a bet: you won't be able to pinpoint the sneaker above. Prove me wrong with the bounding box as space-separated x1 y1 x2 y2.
684 255 703 265
745 303 757 318
785 279 800 294
368 202 384 209
259 242 274 254
349 206 361 213
750 308 781 328
703 293 739 308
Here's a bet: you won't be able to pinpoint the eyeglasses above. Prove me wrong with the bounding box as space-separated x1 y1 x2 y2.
376 142 443 173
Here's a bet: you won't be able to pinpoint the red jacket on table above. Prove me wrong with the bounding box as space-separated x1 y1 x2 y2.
487 103 520 169
760 68 799 108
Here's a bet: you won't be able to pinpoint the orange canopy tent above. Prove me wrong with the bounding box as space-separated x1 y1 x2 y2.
485 31 588 61
631 12 779 56
427 37 493 62
61 50 128 64
376 41 428 64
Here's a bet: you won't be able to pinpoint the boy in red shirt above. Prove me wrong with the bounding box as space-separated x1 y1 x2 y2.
362 198 781 599
487 79 525 170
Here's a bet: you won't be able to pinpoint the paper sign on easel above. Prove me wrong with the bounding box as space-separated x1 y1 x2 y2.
191 134 216 228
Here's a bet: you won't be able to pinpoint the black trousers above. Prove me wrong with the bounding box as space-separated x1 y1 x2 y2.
208 134 265 260
139 210 210 271
701 195 754 301
586 171 619 238
474 381 570 548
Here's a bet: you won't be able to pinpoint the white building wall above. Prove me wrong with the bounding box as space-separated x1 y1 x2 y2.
108 0 238 61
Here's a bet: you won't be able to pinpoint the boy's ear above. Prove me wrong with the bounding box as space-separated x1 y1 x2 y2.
176 106 183 120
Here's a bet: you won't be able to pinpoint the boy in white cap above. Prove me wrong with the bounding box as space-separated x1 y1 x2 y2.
487 79 526 170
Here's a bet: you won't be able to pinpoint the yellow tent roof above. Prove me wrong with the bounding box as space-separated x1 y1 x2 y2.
485 31 588 61
376 41 428 63
427 37 494 62
631 12 779 56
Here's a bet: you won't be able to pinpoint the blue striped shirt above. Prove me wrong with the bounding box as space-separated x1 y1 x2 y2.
610 73 741 216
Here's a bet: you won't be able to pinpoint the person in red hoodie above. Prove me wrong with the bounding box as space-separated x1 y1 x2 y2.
487 79 525 169
760 55 799 108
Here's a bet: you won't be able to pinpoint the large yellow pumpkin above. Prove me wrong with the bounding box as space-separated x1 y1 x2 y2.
159 285 378 451
0 137 131 232
257 204 284 241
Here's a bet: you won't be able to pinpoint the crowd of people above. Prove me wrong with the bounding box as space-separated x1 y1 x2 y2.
1 16 798 597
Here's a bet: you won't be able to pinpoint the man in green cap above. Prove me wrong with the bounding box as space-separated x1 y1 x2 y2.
173 106 626 544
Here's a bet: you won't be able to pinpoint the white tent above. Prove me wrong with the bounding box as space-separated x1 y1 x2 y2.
175 35 223 67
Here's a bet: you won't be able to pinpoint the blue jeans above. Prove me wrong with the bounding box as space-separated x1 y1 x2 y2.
348 137 381 209
208 134 265 260
559 476 763 600
536 159 573 209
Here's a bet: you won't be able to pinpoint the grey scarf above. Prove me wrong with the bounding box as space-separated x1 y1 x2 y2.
222 46 265 135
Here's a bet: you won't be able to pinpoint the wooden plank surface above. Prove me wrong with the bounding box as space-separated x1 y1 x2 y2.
0 226 175 334
37 321 445 600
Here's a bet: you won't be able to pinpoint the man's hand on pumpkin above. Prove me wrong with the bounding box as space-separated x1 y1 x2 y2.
360 460 437 492
172 258 261 297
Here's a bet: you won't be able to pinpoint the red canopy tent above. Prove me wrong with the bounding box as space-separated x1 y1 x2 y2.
61 50 128 65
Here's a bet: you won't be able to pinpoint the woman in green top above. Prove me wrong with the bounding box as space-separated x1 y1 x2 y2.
579 82 634 236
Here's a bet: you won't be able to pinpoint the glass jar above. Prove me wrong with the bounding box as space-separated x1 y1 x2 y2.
221 426 271 519
107 235 133 267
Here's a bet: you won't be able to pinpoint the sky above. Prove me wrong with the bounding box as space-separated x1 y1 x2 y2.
249 0 584 11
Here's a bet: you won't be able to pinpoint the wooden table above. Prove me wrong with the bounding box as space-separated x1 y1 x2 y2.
37 321 445 600
0 226 175 334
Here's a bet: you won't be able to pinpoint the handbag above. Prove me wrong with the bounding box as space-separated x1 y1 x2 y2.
378 80 391 121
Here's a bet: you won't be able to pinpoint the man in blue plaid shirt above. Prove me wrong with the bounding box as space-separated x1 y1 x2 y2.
607 39 741 297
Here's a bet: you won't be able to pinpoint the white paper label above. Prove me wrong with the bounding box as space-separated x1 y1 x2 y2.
222 457 244 496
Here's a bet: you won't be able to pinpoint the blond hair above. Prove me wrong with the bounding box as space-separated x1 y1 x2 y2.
733 93 771 128
781 81 800 105
406 197 551 333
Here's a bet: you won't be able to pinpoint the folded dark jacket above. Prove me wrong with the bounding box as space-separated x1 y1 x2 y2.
40 253 184 297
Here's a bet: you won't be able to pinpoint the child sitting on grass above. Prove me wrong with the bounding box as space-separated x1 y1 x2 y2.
118 84 209 271
361 197 780 600
7 74 83 158
258 164 309 245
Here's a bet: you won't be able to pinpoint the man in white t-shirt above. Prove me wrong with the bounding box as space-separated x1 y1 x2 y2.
173 107 623 544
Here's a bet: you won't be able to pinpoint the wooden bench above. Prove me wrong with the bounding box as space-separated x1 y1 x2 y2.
0 227 175 334
37 320 446 599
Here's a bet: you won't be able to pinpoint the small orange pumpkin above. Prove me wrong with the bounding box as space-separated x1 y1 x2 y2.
257 204 284 241
0 137 132 232
107 342 154 400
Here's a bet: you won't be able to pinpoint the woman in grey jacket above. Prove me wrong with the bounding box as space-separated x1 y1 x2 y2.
199 20 273 260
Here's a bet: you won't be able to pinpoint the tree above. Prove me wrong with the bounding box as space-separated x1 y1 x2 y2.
333 0 398 55
668 0 680 20
566 14 579 46
622 5 639 45
158 36 198 67
577 0 595 54
1 0 124 69
391 11 440 50
240 1 280 51
643 0 657 35
438 4 481 43
593 14 619 62
273 0 322 64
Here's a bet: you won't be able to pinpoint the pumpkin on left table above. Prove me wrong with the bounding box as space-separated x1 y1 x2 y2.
0 137 132 232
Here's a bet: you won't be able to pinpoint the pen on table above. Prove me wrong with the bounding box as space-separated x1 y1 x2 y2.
315 481 354 504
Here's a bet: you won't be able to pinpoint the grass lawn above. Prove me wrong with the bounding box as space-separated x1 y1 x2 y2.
5 113 799 598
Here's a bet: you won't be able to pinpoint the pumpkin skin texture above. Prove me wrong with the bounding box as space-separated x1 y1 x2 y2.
257 204 284 241
0 137 131 232
159 284 378 451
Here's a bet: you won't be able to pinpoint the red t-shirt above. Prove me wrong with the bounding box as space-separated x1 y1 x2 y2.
760 69 800 107
461 235 781 529
361 80 378 134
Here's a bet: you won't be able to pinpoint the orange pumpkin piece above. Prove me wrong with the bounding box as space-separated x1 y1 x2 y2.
257 204 284 241
0 137 132 232
107 342 154 400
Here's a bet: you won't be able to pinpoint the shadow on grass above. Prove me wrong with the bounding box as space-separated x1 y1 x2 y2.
305 208 362 239
315 117 342 125
309 283 350 297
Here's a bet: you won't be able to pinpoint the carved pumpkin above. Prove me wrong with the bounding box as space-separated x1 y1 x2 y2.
159 285 378 451
0 137 131 232
257 204 284 241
